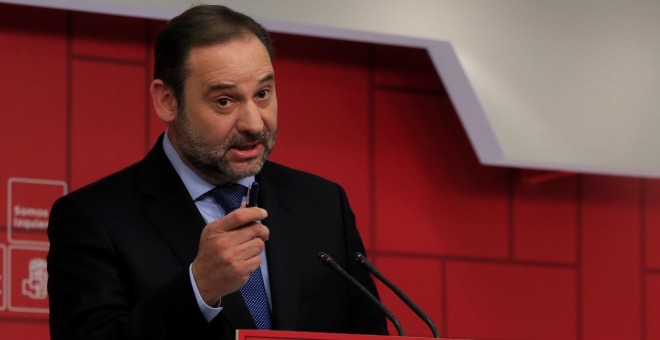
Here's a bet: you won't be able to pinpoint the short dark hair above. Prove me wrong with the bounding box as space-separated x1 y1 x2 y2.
154 5 274 110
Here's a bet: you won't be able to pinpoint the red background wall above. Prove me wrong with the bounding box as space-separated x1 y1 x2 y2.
1 3 659 339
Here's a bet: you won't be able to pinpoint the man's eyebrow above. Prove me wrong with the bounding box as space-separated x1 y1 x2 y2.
205 73 275 95
259 73 275 84
206 82 236 94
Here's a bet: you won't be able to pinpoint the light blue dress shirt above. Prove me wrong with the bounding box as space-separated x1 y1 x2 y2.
162 133 271 322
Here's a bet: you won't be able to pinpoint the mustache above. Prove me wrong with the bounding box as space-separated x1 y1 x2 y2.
225 130 274 148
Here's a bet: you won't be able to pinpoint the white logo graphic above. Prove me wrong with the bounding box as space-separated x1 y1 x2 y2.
21 258 48 300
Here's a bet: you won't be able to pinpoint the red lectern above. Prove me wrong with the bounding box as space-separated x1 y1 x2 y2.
237 329 463 339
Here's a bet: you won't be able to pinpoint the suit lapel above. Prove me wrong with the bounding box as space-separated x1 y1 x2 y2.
139 139 204 266
257 165 302 330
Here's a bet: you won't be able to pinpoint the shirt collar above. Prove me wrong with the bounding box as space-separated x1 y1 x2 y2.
162 131 255 201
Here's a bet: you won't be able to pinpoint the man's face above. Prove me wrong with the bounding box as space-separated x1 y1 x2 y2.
171 35 277 185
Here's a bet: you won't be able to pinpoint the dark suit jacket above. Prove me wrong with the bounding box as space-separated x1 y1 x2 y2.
47 137 387 339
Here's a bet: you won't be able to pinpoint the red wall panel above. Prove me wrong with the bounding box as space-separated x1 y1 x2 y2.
445 261 578 340
373 90 510 258
513 175 578 263
645 179 660 270
0 321 49 338
581 176 642 340
70 60 146 190
647 274 660 340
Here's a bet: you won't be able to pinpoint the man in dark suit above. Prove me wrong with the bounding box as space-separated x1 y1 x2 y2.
47 5 387 340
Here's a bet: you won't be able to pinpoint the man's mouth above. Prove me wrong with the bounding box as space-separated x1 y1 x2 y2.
232 141 261 151
229 142 264 159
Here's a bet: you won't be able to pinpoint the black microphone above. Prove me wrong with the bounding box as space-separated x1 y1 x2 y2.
317 251 404 336
355 252 441 338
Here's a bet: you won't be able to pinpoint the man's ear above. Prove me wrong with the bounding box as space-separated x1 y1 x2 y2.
150 79 178 123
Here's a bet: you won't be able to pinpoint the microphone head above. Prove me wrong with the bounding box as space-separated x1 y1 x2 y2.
354 252 367 263
318 251 332 262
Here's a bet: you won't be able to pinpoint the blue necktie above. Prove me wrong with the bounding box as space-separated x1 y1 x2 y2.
210 184 272 330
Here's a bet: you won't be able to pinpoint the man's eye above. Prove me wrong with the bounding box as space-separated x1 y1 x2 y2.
256 90 269 99
217 98 230 106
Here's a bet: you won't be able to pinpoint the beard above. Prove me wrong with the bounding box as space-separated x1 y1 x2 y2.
173 110 277 184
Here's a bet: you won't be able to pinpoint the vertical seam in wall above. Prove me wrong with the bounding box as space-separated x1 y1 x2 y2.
65 11 73 187
576 175 583 340
367 43 377 252
441 259 448 337
508 169 515 260
640 178 647 340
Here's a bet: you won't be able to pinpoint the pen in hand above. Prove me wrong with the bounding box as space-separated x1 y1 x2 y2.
247 181 259 207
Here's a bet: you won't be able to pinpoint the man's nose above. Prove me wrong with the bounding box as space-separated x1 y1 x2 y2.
236 102 264 134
